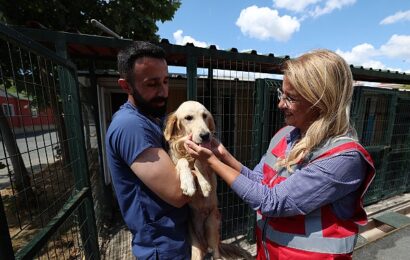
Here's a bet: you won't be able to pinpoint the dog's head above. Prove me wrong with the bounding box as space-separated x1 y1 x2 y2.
164 101 215 145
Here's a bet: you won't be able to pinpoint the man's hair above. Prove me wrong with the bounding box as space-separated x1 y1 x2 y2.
117 41 166 83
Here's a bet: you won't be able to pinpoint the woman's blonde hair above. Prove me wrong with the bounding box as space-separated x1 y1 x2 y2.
277 49 354 171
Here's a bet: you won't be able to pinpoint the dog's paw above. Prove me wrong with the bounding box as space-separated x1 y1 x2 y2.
181 179 196 197
199 181 212 197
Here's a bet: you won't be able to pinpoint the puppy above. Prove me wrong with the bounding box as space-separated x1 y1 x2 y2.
164 101 252 260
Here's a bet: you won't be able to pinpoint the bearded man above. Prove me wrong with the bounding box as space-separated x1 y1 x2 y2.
105 41 191 260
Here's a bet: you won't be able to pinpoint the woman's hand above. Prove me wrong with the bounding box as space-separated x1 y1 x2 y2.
184 139 216 163
210 137 226 160
185 136 241 186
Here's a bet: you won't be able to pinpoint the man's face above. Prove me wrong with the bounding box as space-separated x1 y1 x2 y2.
130 57 169 118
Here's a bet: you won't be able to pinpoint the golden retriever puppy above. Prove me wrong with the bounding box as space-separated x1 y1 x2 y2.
164 100 252 260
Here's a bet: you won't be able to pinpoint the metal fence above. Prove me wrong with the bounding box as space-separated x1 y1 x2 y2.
0 23 99 259
192 59 282 240
351 86 410 204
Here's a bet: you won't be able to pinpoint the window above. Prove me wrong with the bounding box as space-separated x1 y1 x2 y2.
2 103 15 116
31 107 38 117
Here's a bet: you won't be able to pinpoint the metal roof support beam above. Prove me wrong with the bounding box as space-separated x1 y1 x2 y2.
187 55 197 100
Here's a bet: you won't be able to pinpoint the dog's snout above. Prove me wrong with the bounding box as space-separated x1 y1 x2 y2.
200 132 210 142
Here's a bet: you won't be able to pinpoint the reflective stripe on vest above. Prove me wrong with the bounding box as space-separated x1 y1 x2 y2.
257 211 357 254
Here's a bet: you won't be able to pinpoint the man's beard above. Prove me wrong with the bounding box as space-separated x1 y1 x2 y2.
131 86 167 118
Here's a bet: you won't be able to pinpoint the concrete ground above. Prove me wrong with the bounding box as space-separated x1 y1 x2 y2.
353 225 410 260
101 193 410 259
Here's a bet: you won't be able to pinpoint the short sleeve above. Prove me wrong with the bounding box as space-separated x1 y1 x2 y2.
107 114 163 166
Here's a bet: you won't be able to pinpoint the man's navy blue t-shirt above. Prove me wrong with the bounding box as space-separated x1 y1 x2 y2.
105 101 190 259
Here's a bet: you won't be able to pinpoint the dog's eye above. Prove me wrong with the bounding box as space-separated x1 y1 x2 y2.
202 113 207 120
185 115 193 121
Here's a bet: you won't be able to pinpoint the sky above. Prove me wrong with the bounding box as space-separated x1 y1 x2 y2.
157 0 410 75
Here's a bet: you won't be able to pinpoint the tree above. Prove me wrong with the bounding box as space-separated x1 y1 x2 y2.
0 43 36 202
0 0 181 41
0 0 181 203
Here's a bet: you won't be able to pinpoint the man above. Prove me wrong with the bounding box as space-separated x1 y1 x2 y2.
105 41 191 259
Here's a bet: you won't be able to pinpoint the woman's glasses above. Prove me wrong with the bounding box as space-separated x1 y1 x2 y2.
276 88 298 107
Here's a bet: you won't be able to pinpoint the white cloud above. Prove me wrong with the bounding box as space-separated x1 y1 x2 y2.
274 0 322 13
234 1 355 42
380 34 410 60
235 5 300 42
172 30 211 48
336 35 410 72
336 43 379 65
380 10 410 25
310 0 356 18
273 0 355 18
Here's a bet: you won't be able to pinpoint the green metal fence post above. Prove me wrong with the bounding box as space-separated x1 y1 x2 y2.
187 55 197 100
71 69 101 259
261 80 275 152
246 79 267 242
55 39 100 260
386 91 398 145
0 195 15 260
252 79 265 163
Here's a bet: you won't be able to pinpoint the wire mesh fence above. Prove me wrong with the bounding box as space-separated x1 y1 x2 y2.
351 86 410 205
0 23 99 259
193 56 283 241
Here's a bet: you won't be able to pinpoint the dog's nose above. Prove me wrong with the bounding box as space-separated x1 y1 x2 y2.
200 132 210 142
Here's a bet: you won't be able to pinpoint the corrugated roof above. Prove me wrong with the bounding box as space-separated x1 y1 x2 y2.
13 26 410 84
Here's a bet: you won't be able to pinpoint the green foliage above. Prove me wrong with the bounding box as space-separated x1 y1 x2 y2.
402 84 410 90
0 0 181 41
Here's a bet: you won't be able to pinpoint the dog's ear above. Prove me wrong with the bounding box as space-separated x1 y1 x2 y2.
207 113 216 133
164 112 177 141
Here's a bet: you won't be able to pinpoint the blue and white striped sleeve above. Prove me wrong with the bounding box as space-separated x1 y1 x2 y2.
231 151 367 218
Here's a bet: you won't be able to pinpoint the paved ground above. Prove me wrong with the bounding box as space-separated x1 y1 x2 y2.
101 224 256 260
101 224 410 259
101 225 133 260
101 194 410 259
353 225 410 260
0 130 58 188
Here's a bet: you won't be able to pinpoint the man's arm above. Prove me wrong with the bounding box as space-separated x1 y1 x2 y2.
130 147 191 208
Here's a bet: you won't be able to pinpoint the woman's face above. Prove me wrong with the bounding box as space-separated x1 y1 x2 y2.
278 77 319 134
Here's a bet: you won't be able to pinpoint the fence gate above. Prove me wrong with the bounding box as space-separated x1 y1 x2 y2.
0 23 99 259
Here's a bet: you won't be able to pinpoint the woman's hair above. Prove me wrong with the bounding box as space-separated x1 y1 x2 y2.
278 49 354 171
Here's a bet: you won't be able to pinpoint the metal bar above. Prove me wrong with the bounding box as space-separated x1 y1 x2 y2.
386 91 398 146
55 38 100 259
0 195 15 260
252 79 265 168
187 55 197 100
90 19 122 39
0 23 76 69
14 188 89 260
71 68 101 259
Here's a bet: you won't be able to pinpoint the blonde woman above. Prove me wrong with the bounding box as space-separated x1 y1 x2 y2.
185 49 375 259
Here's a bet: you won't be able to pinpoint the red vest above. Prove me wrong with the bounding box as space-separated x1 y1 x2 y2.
256 126 375 260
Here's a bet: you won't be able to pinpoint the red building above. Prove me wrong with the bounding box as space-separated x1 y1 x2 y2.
0 89 55 134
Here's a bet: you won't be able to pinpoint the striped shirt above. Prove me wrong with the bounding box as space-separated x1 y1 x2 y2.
231 128 367 219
